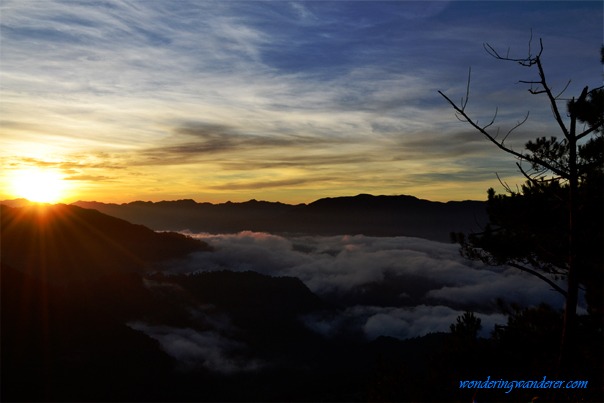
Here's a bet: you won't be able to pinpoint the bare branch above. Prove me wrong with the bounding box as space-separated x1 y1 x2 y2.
438 89 569 178
519 80 543 84
502 111 530 144
516 163 552 183
554 80 572 100
534 57 571 139
483 107 498 130
462 67 471 110
484 37 543 66
577 123 603 140
507 262 568 297
516 162 536 183
484 38 570 139
515 162 565 202
528 29 533 60
528 88 547 95
496 172 514 194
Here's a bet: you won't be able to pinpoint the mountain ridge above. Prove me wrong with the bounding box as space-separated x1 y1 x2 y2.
66 193 487 242
68 193 481 208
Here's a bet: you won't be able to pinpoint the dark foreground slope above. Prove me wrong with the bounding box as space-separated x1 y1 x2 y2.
1 204 211 282
0 204 333 401
73 194 487 242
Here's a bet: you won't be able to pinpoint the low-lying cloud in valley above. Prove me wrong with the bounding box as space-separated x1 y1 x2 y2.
128 322 264 374
165 231 570 341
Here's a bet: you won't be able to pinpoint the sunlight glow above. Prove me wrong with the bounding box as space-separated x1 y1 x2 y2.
9 168 70 203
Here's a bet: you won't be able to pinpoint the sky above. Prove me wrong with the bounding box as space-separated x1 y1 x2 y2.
1 0 602 204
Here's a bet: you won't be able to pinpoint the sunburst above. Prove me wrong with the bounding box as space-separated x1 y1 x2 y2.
9 168 70 203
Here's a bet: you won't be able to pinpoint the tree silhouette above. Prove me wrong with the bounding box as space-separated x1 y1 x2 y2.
450 311 482 341
439 39 603 372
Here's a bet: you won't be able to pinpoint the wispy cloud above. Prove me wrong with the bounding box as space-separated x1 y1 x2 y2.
1 0 601 202
208 177 334 191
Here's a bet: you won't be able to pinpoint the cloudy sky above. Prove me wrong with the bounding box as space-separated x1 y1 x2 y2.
1 1 601 203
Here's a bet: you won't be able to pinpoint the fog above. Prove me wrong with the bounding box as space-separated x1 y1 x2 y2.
128 322 264 374
160 231 571 341
303 304 508 340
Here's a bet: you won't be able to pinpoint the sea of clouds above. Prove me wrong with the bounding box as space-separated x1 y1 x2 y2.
173 231 571 338
132 231 577 373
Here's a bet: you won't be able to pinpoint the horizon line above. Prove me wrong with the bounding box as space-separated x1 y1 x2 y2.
2 192 486 207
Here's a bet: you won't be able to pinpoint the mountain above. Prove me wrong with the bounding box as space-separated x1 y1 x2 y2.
73 194 487 242
0 202 336 401
1 262 333 401
0 203 211 282
0 197 35 207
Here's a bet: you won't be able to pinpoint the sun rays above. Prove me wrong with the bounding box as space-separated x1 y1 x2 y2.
8 168 71 203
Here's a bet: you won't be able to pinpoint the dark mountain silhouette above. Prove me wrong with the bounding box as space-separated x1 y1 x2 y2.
0 203 211 282
72 193 487 242
0 203 342 401
1 263 176 401
2 262 337 401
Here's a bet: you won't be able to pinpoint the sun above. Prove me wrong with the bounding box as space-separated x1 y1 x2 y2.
9 168 70 203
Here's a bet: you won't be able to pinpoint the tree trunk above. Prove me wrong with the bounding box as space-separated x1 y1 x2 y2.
559 104 580 372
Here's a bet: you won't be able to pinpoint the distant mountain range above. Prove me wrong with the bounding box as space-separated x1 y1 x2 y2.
66 194 487 242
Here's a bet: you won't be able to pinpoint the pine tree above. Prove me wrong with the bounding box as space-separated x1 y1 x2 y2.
439 40 603 371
